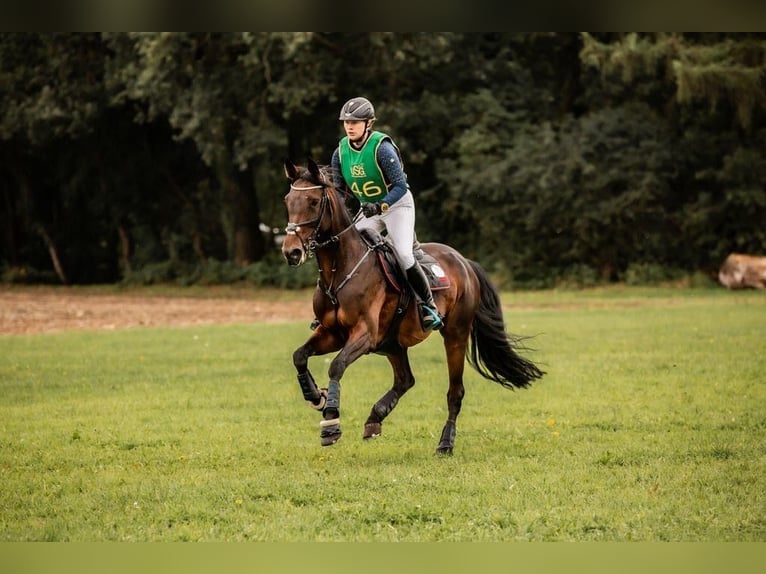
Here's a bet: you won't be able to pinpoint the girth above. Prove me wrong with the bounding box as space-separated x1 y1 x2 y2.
359 229 449 354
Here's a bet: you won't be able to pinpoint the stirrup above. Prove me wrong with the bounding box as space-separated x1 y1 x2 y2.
420 305 443 331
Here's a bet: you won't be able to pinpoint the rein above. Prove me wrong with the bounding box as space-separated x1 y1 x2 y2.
285 179 368 304
321 242 373 305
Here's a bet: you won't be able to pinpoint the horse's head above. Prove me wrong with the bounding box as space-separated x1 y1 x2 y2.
282 158 333 266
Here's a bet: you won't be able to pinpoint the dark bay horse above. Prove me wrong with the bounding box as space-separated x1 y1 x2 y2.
282 159 544 454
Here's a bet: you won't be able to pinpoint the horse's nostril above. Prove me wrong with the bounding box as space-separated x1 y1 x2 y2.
284 248 303 265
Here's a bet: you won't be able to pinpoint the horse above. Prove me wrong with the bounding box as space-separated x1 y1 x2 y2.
282 158 544 455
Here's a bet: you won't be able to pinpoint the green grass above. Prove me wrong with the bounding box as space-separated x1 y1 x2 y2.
0 287 764 541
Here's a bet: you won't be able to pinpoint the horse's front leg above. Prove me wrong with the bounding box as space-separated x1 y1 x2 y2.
363 350 415 439
320 328 374 446
293 328 343 413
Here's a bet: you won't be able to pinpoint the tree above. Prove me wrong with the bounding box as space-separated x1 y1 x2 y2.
0 33 108 283
581 33 766 130
105 33 271 266
2 33 763 286
580 33 766 272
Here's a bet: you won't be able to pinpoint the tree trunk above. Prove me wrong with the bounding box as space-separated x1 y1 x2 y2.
159 166 208 264
117 223 132 275
36 224 68 284
216 160 265 266
1 173 19 266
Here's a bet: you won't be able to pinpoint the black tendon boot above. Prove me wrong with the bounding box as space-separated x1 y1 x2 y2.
406 262 443 331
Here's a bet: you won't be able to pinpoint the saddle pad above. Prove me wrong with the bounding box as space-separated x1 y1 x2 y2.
375 251 451 292
415 252 451 290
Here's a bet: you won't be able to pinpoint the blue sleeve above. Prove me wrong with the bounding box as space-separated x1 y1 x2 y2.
330 147 346 191
330 147 347 199
377 140 408 205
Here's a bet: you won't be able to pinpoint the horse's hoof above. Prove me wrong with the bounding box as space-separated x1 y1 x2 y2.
434 444 454 456
363 422 382 440
320 418 342 447
319 427 343 446
320 432 342 446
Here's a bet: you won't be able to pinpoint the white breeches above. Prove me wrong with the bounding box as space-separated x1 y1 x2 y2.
354 190 416 270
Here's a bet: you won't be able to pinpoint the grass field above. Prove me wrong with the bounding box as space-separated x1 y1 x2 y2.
0 287 764 541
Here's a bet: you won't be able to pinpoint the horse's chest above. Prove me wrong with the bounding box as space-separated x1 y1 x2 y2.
316 299 378 336
315 301 352 330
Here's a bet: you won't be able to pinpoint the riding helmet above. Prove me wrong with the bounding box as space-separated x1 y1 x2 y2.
339 97 376 121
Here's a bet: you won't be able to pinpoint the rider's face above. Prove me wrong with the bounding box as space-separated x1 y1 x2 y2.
343 120 367 142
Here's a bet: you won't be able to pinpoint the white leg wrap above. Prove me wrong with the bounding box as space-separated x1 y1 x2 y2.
306 389 327 411
319 418 340 428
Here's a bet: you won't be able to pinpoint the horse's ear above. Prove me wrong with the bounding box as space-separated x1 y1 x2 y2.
284 158 299 181
307 157 321 180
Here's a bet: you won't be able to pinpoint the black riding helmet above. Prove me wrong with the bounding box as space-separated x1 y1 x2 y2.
339 97 376 121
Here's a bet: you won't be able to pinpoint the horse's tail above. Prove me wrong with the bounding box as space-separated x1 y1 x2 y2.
467 260 545 390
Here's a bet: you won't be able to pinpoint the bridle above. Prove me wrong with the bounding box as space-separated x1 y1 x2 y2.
284 178 370 304
284 182 330 257
285 180 361 257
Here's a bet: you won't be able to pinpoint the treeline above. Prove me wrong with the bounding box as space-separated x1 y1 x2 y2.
1 33 764 287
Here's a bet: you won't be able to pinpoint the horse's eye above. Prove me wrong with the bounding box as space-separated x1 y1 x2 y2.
309 198 319 208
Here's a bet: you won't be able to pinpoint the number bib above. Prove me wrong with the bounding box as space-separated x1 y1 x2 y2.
339 131 396 202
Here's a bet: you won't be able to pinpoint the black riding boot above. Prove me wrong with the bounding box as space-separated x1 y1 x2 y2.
406 262 443 331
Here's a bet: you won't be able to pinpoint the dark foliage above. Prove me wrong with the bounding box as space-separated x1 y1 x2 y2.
1 33 764 287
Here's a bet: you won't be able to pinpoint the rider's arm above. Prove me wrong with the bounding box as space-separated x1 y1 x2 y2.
377 140 408 206
331 148 348 197
331 147 358 211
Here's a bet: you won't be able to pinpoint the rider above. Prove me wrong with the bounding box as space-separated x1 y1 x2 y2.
331 96 443 331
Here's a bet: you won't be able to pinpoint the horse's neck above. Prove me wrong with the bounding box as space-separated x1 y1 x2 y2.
315 224 373 281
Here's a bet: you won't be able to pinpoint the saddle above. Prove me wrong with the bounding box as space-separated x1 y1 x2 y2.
359 229 450 354
359 229 451 293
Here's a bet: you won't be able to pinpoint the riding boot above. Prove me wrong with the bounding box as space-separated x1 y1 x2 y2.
406 262 443 331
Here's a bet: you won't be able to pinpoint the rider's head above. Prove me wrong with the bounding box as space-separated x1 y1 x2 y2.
339 97 375 144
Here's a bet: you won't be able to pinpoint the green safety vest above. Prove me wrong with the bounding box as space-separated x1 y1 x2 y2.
339 131 399 203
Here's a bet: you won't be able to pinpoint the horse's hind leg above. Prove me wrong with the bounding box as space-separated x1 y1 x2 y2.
435 337 467 455
363 350 415 439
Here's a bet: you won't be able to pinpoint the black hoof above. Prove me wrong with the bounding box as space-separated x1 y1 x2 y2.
363 422 382 440
320 429 342 446
320 419 342 446
435 444 454 456
436 421 456 455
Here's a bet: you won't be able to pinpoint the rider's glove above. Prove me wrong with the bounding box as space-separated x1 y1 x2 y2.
361 202 382 218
